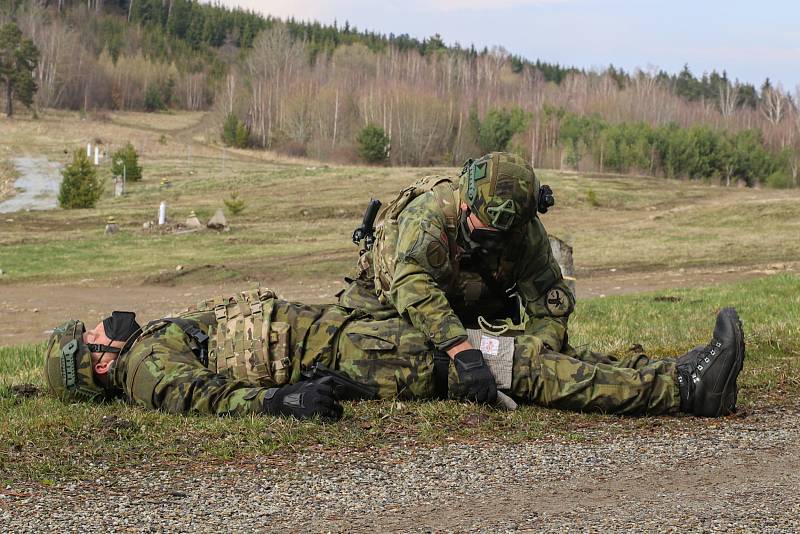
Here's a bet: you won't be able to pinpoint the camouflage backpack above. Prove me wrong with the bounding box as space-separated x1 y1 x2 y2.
366 175 460 303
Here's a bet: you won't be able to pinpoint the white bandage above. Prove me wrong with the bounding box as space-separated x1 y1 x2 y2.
466 329 514 389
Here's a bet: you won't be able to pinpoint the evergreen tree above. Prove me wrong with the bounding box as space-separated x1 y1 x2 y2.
356 124 390 163
111 142 143 182
221 112 249 148
144 84 165 111
59 150 104 209
0 22 39 117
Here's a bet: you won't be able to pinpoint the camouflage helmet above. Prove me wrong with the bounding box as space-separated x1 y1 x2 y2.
458 152 540 231
43 320 108 402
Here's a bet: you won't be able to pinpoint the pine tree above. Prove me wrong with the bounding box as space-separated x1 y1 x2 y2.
144 84 165 111
222 112 249 148
356 124 390 163
59 150 104 209
111 143 143 182
0 22 40 117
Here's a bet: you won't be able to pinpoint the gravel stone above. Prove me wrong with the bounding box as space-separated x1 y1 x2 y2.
2 403 799 533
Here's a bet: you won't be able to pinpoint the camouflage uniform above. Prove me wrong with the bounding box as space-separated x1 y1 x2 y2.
106 288 680 416
333 153 681 414
342 175 573 352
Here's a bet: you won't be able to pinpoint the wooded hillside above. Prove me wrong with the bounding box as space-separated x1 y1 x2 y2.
1 0 798 186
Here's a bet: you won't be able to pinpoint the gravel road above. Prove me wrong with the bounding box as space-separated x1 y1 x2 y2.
0 156 61 214
3 403 799 533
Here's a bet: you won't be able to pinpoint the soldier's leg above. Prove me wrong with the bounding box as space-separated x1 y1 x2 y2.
511 336 681 415
337 277 398 320
335 315 440 400
562 344 652 370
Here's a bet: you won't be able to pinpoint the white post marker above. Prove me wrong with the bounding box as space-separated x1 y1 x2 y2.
158 201 167 225
94 146 100 165
87 143 92 157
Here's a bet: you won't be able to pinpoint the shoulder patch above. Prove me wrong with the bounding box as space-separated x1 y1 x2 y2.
546 288 573 317
426 239 448 269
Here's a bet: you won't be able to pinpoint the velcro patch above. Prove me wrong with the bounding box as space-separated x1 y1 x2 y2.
546 288 573 317
426 239 448 269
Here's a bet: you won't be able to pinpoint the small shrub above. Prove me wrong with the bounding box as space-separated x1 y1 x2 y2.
223 191 245 215
222 113 249 148
471 106 530 153
765 171 792 189
586 189 600 207
58 150 103 209
111 143 143 182
158 134 167 145
356 124 390 164
276 140 307 158
144 84 165 112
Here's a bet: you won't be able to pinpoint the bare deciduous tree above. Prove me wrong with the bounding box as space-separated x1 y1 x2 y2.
761 84 787 125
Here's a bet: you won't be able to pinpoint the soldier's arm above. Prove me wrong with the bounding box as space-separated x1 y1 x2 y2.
121 326 270 416
516 218 575 352
389 201 468 352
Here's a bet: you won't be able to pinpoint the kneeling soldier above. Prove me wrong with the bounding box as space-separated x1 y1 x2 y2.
43 288 745 420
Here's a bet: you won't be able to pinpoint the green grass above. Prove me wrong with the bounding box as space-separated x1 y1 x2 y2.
2 274 798 484
2 111 800 285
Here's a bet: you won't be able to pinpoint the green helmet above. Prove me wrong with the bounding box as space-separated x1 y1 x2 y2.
459 152 540 231
43 320 108 402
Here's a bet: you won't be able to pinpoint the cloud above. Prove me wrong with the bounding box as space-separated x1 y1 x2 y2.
423 0 572 11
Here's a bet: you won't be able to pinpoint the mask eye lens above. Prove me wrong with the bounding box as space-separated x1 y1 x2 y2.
470 229 506 252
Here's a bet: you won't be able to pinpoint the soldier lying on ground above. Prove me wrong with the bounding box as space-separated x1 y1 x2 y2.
43 288 745 420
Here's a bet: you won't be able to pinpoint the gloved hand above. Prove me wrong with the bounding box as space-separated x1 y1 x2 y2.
450 349 498 404
262 377 343 421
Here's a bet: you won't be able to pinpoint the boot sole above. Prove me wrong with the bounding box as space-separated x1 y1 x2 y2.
720 312 746 415
704 308 745 417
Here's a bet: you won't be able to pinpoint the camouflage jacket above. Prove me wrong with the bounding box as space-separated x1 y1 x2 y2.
364 178 574 352
109 290 353 416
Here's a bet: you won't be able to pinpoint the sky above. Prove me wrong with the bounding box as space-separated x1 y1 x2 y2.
212 0 800 92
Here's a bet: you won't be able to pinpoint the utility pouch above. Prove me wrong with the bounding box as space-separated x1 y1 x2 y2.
207 288 291 387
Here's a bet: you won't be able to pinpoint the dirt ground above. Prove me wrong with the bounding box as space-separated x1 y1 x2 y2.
0 262 791 346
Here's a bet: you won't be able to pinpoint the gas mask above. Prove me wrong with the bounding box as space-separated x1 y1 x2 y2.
459 209 507 255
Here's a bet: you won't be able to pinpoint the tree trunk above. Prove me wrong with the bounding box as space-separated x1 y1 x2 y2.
5 80 12 117
331 88 338 149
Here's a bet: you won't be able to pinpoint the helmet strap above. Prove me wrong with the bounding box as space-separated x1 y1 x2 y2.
87 343 123 354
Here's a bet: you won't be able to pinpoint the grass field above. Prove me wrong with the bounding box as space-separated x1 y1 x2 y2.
1 111 799 286
1 274 798 484
1 110 799 485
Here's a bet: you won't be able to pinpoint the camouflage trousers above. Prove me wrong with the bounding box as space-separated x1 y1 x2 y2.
334 281 681 415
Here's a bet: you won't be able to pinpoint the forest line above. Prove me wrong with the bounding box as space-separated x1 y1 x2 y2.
0 0 797 186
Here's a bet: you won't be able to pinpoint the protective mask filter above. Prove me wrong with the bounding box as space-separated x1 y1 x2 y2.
459 210 506 254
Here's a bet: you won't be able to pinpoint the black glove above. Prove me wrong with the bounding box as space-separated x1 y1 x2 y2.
450 349 498 404
262 377 343 421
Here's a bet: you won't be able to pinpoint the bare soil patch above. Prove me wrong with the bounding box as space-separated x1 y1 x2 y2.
1 263 793 346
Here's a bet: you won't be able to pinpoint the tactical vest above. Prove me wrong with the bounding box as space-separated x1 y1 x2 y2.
367 175 461 303
139 288 292 387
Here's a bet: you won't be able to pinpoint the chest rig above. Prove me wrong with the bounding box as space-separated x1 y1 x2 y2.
140 288 292 387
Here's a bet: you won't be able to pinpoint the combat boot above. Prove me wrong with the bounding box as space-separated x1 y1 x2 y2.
676 308 745 417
